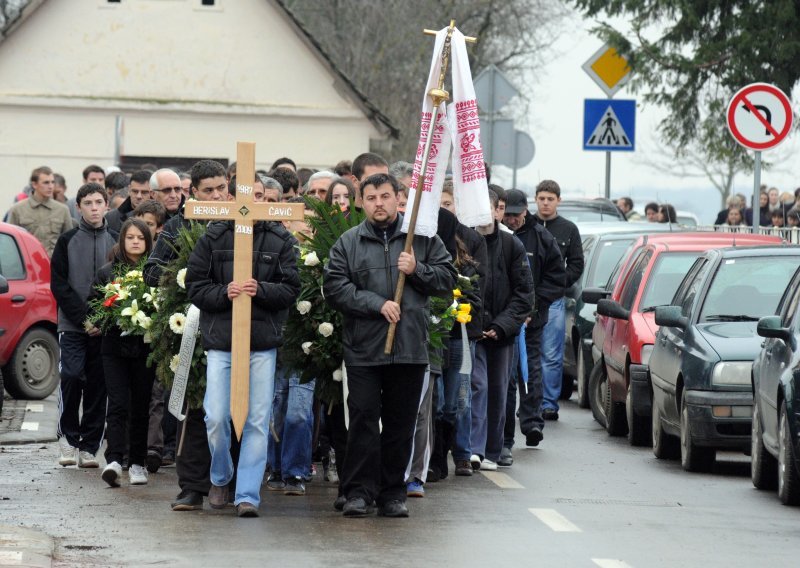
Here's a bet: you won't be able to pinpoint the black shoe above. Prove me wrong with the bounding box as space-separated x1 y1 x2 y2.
333 495 347 511
146 450 162 474
343 497 372 517
525 428 544 447
543 408 559 421
498 447 513 467
284 477 306 496
378 500 409 518
161 452 175 467
171 489 203 511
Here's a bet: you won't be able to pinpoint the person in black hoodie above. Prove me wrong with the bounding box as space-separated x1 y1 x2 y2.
51 183 117 469
503 188 566 452
470 194 533 470
105 170 153 234
531 181 583 420
94 218 155 487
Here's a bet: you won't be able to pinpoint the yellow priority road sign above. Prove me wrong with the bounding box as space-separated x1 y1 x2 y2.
582 43 632 98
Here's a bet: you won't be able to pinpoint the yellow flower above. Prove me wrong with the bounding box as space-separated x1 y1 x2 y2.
456 313 472 324
453 289 462 298
458 303 471 315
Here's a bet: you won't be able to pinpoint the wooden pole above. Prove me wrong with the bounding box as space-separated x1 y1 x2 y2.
384 20 466 355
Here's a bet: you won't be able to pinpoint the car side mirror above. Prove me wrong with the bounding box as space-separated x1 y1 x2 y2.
597 298 630 320
757 315 795 348
0 274 8 295
655 306 687 330
582 287 610 304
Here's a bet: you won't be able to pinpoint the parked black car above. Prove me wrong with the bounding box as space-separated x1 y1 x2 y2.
751 266 800 505
650 246 800 472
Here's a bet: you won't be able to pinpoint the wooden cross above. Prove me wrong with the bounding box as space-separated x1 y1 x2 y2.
185 142 304 440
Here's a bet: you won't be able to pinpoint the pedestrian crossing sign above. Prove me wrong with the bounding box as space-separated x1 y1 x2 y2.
583 99 636 152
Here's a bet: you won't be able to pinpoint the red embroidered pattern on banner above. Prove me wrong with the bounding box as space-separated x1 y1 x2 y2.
455 99 486 184
411 111 446 192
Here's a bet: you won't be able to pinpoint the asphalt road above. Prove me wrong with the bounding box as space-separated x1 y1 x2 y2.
1 399 798 567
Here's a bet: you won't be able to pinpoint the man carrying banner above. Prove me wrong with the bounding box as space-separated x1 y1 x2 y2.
323 173 456 518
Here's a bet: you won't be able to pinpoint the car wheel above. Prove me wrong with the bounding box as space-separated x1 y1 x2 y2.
680 392 715 473
626 379 651 447
751 401 777 490
589 359 608 428
560 372 574 401
652 394 679 460
577 346 590 409
778 401 800 505
2 327 60 400
605 373 627 437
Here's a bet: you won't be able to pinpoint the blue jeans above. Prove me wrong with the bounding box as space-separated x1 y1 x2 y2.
268 370 316 480
437 338 475 461
541 298 566 411
470 341 513 462
204 349 276 507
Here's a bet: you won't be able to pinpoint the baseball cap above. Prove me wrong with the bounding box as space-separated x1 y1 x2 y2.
504 189 528 215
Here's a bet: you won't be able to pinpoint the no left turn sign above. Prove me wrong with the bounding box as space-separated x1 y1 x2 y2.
727 83 793 151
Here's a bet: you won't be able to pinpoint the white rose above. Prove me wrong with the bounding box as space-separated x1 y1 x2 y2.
301 341 313 355
430 315 441 324
318 322 334 337
169 354 180 373
176 268 187 290
296 301 312 315
332 369 343 382
169 313 186 334
304 251 320 267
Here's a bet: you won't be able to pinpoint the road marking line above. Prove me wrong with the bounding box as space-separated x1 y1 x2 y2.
20 422 39 431
592 560 633 568
25 403 44 412
480 471 524 489
0 550 24 562
528 508 582 532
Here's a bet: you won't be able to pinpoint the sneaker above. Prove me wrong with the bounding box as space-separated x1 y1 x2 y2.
129 464 148 485
543 408 559 421
470 454 482 471
378 500 409 518
58 438 77 467
333 495 347 511
525 428 544 447
284 477 306 496
480 459 498 471
77 451 99 468
498 447 513 467
266 471 285 491
102 461 122 487
343 497 372 518
161 452 175 467
171 489 203 511
146 450 162 473
454 460 473 477
406 479 425 498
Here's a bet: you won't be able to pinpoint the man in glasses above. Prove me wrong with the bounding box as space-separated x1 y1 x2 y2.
106 170 153 233
150 168 185 219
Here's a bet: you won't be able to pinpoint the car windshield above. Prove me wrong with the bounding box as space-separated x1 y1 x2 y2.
698 256 799 323
639 252 701 312
586 238 637 288
559 207 622 223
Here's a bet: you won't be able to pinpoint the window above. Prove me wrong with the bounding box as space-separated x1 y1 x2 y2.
639 252 702 312
619 251 651 311
0 233 25 280
673 259 709 318
586 237 636 289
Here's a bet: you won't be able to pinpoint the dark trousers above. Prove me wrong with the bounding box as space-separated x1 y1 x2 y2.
103 355 155 467
342 364 425 505
324 401 348 497
58 332 107 454
176 408 212 495
518 321 545 435
148 382 177 456
471 342 513 462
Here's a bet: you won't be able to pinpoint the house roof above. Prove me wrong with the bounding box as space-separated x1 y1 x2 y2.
0 0 398 139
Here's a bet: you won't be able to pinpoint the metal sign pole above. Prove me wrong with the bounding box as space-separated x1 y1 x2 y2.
604 151 611 199
753 150 762 231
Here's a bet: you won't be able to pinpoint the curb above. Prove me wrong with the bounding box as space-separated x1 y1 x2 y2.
0 393 59 446
0 525 53 568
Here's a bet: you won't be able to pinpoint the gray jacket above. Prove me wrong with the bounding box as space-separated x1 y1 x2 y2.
323 215 457 367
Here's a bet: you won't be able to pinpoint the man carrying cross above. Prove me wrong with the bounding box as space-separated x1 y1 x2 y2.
185 196 300 517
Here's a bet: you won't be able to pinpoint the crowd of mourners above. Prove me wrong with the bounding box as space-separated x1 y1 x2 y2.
3 153 793 519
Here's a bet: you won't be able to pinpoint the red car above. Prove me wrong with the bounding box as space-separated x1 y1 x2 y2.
0 222 60 401
589 232 782 445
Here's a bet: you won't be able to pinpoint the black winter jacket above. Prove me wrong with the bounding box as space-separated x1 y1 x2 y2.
533 214 584 289
185 221 300 351
513 213 565 325
481 224 534 345
452 223 488 341
144 211 192 287
105 196 135 235
323 215 457 367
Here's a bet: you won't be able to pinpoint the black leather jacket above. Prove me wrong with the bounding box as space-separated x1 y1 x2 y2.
185 221 300 351
323 215 457 367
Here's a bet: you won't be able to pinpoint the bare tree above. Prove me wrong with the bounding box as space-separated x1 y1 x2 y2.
284 0 567 160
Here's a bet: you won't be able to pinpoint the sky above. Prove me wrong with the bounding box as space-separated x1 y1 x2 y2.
487 11 800 224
